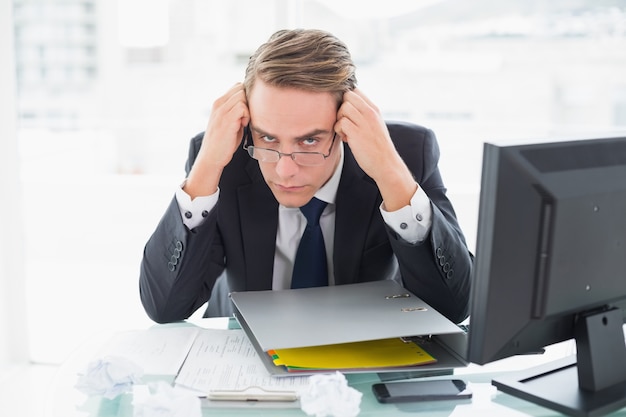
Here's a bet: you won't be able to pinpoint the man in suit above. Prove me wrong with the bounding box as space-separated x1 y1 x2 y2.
140 29 473 324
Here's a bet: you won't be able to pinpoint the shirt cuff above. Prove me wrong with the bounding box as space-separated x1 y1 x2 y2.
175 180 219 230
380 186 432 244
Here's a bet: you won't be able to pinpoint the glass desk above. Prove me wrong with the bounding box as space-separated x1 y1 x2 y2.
43 318 626 417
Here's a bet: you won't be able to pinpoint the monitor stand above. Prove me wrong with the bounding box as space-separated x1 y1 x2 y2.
491 307 626 417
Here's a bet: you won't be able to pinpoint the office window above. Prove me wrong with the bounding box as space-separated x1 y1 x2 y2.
2 0 27 369
11 0 626 364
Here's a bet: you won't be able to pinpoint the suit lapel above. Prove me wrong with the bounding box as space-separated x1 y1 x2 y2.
333 147 381 284
238 161 279 291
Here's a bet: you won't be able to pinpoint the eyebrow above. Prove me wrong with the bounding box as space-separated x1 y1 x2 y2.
250 124 332 141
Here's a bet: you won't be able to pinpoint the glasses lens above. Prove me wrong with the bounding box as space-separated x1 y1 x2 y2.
292 153 325 166
247 146 326 166
250 147 279 163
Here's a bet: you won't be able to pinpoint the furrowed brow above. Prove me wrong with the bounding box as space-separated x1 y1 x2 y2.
249 123 330 141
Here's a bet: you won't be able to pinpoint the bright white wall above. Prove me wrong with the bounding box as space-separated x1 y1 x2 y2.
0 0 29 367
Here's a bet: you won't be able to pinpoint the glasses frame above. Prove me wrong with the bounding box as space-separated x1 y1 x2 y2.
242 125 337 167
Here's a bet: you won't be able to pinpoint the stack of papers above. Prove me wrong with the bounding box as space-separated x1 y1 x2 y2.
89 326 311 404
174 329 311 395
269 337 437 372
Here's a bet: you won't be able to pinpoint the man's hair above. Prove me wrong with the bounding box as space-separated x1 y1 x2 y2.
244 29 357 104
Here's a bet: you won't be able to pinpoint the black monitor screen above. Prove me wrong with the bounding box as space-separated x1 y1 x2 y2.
467 136 626 417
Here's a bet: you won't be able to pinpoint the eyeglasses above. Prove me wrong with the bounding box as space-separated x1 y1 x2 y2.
242 126 337 167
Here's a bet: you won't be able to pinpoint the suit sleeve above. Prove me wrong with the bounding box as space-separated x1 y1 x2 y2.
389 125 473 323
139 134 225 323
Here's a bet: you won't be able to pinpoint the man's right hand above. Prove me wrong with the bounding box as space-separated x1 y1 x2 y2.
184 83 250 199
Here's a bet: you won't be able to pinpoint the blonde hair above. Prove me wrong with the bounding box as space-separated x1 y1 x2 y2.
244 29 357 104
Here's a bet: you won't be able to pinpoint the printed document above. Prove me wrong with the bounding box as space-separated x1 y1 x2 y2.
175 329 310 394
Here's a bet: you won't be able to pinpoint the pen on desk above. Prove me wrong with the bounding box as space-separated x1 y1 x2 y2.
206 386 299 402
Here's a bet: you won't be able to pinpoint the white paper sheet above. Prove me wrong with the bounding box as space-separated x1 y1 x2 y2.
174 329 310 394
95 326 200 375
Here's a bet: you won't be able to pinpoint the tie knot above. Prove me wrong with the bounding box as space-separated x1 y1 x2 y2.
300 198 327 226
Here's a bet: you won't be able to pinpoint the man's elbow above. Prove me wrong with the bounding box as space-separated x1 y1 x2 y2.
139 284 186 324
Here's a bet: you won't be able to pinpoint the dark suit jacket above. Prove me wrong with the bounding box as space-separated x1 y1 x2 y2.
140 121 473 324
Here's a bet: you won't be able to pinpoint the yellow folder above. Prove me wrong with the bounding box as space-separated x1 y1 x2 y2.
269 337 436 371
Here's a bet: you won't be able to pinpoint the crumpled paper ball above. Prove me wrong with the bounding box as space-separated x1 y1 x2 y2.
75 355 144 399
133 381 201 417
300 371 362 417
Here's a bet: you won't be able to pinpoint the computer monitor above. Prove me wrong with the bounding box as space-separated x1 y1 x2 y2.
467 136 626 417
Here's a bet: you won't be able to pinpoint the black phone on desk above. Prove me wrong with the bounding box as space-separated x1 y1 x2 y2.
372 379 472 403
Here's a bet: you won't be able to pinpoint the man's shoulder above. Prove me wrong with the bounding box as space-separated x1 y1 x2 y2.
384 121 440 174
386 120 432 138
385 120 436 151
186 131 253 179
190 131 204 150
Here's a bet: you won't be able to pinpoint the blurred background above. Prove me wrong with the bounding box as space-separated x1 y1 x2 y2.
3 0 626 371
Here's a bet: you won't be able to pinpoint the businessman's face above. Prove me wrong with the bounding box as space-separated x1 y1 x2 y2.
247 80 341 209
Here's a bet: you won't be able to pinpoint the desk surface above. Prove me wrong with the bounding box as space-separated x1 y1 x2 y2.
43 318 626 417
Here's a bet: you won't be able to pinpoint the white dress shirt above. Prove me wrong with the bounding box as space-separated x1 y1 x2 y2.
175 143 433 289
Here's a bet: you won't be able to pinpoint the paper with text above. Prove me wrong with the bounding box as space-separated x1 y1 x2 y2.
174 329 310 394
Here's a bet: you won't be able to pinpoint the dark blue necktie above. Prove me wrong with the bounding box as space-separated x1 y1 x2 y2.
291 197 328 289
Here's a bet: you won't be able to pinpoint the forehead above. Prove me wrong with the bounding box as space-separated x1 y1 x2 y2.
248 81 337 135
